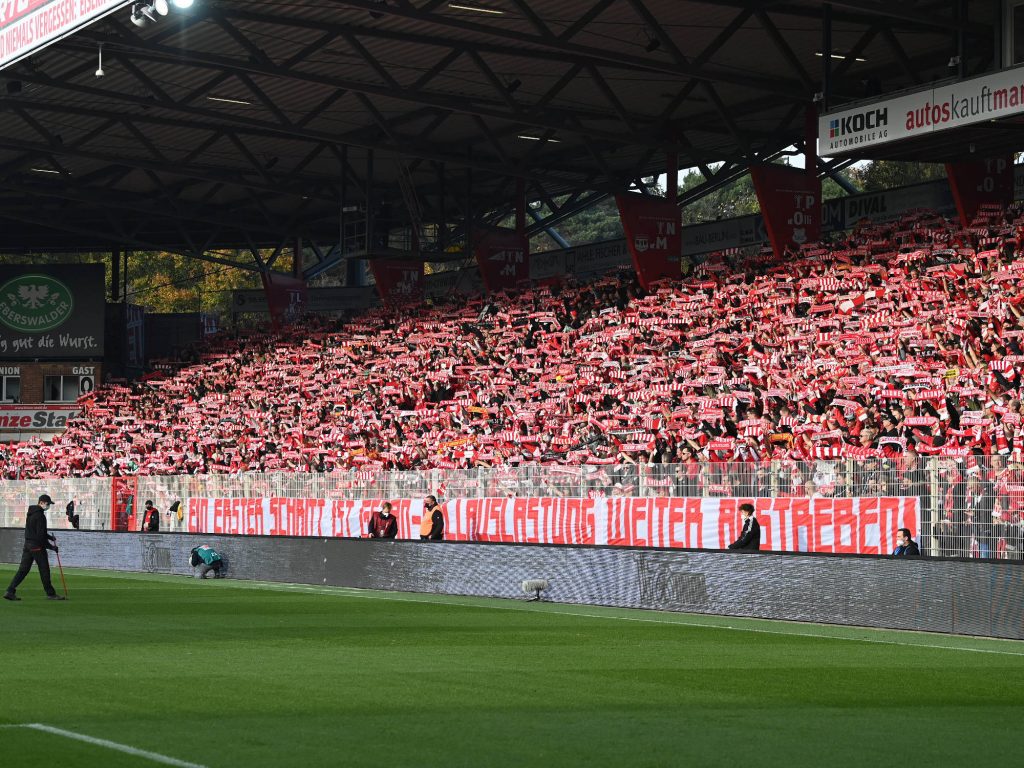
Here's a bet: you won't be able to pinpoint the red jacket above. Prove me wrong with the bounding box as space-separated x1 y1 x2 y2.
367 511 398 539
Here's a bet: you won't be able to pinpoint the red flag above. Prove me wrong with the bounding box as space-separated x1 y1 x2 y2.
616 193 681 289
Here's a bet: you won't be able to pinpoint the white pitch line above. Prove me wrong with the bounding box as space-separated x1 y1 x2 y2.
2 724 209 768
237 580 1024 658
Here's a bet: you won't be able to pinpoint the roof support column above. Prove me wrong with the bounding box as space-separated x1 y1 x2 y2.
666 151 678 205
821 3 832 112
111 248 121 302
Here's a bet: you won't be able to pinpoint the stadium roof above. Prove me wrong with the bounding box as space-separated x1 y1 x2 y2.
0 0 1004 275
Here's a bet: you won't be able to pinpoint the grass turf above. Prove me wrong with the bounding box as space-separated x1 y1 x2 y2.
1 567 1023 768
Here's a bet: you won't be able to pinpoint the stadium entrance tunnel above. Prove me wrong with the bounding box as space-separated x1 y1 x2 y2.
2 529 1022 640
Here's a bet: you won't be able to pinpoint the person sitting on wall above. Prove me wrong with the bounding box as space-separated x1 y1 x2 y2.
141 500 160 533
189 545 225 579
892 528 921 557
368 502 398 539
727 503 761 551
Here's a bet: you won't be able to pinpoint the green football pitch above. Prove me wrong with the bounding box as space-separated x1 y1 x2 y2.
1 568 1023 768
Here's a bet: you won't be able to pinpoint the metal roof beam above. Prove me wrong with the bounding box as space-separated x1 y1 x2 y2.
220 5 806 98
62 34 670 152
819 0 986 33
0 87 587 192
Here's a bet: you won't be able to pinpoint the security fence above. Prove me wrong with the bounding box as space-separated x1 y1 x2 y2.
1 457 1022 559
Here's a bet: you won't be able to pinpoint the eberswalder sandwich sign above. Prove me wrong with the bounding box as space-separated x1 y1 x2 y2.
0 0 128 71
0 265 105 359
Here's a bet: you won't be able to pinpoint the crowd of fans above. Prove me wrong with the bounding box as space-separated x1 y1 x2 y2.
0 204 1023 525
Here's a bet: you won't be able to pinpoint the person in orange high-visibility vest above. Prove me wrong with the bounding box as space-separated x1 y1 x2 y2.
420 496 444 541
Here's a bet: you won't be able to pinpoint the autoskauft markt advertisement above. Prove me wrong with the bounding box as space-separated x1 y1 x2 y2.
0 264 105 358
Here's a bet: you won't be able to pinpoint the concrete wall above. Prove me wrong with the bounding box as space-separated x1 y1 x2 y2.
3 528 1022 639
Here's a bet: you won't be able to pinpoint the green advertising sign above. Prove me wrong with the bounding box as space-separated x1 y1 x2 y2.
0 274 75 333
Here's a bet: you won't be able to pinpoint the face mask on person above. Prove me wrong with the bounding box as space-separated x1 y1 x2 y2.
381 510 390 517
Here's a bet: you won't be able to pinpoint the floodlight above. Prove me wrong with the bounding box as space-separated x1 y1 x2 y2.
171 0 194 7
130 3 151 26
153 0 170 15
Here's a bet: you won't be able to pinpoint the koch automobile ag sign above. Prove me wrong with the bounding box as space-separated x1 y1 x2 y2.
826 107 889 149
820 65 1024 155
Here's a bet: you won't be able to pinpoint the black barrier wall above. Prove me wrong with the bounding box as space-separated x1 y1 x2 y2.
2 529 1022 639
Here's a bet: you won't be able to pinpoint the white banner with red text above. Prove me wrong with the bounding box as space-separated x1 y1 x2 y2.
1 0 128 71
186 496 918 555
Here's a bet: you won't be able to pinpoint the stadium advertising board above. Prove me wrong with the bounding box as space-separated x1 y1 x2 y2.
820 65 1024 155
124 303 144 369
0 404 79 439
0 264 104 358
424 266 486 298
567 238 631 275
821 179 955 229
0 0 127 71
682 213 766 254
232 286 374 314
186 496 918 556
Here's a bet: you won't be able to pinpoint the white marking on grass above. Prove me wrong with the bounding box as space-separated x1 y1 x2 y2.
237 580 1024 658
3 724 208 768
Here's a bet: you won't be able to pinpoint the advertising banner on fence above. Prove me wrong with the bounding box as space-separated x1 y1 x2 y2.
616 194 681 289
0 264 104 359
682 213 767 254
424 266 486 299
822 178 956 230
187 496 918 556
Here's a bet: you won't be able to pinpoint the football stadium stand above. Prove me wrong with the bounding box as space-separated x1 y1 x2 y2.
2 204 1024 557
2 205 1024 480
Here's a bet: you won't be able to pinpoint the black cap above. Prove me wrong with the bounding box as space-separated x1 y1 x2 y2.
38 494 53 505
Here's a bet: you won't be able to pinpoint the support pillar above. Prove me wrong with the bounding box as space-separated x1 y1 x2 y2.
111 247 120 302
667 152 678 205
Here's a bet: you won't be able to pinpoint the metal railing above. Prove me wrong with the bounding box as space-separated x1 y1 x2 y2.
2 458 1022 559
